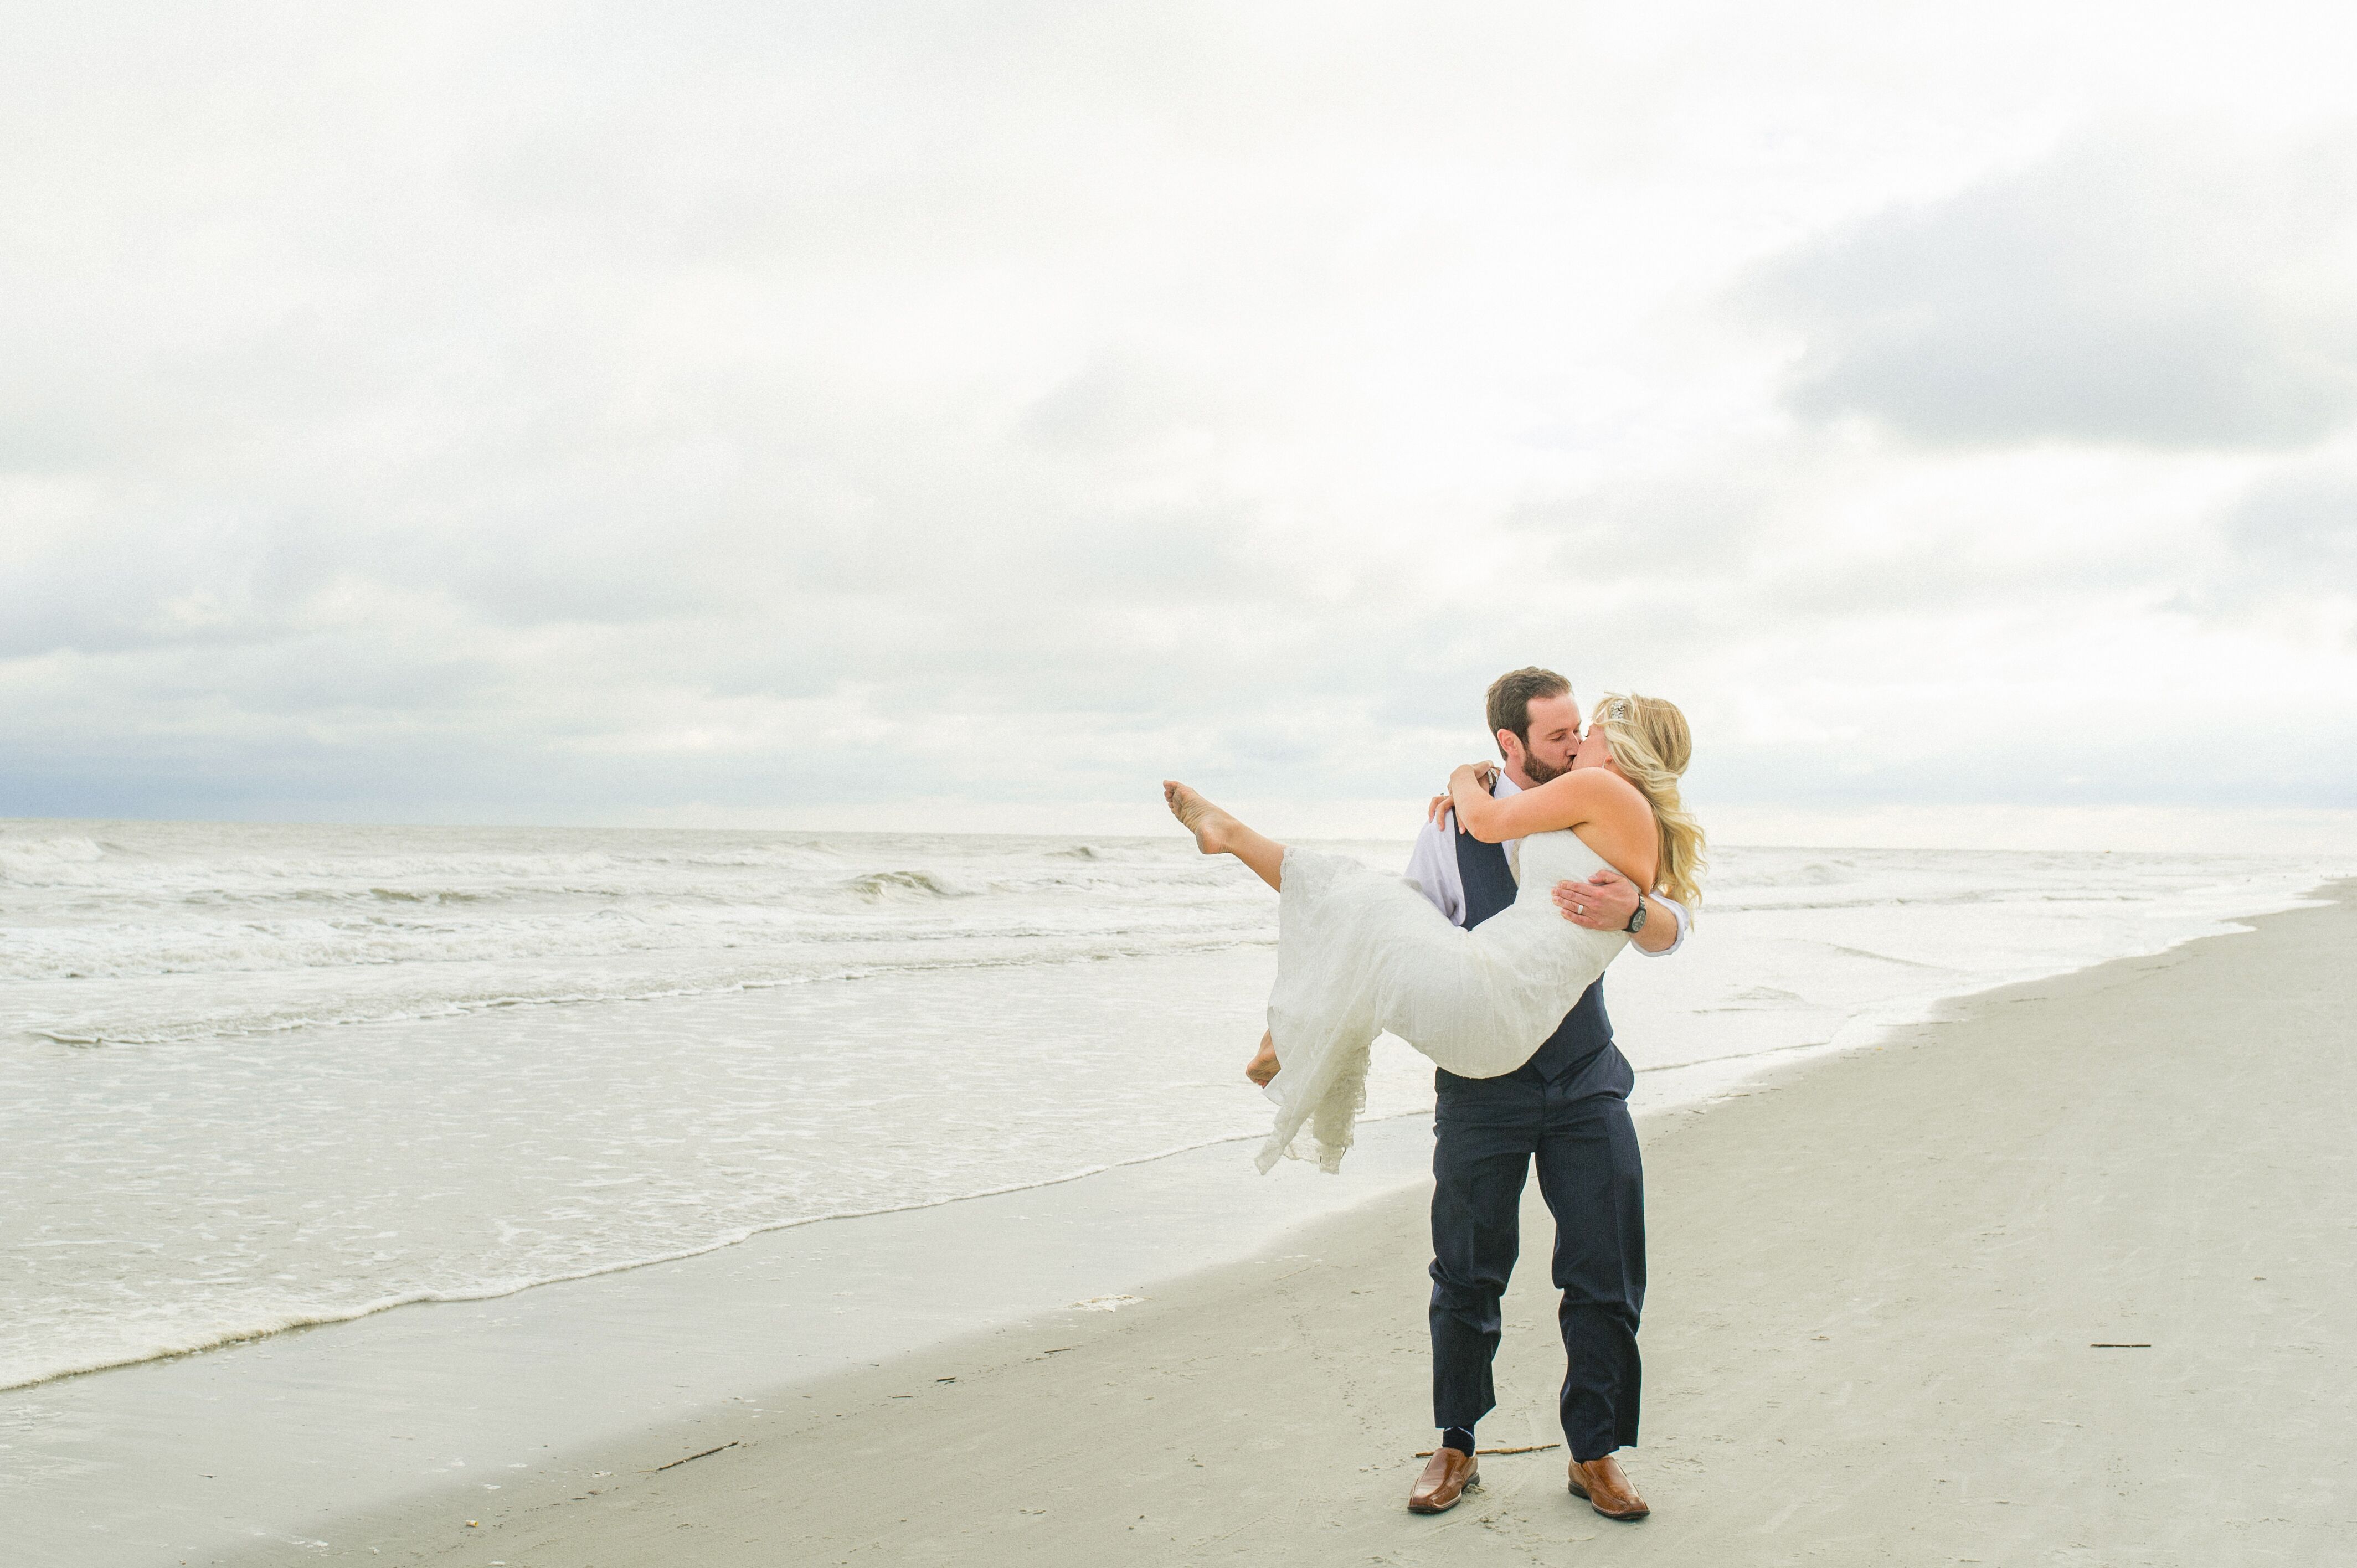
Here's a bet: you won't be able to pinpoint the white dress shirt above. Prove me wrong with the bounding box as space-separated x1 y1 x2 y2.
1402 772 1689 954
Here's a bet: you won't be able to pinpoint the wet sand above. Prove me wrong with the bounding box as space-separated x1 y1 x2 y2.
214 882 2355 1565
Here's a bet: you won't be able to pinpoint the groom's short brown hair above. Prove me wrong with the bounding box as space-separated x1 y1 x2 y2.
1486 667 1572 754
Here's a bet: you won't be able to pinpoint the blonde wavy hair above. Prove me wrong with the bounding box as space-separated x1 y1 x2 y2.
1589 692 1706 911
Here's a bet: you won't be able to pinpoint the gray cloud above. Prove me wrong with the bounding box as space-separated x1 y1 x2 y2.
2225 467 2357 579
1742 131 2357 449
2175 458 2357 636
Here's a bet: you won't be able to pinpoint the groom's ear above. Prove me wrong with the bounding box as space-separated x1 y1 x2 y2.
1494 728 1520 764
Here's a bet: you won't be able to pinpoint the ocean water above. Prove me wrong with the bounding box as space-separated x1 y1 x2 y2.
0 818 2334 1395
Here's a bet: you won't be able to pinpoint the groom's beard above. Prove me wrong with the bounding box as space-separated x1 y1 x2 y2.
1521 750 1568 786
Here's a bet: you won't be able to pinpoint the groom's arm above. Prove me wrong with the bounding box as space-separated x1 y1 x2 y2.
1554 870 1687 956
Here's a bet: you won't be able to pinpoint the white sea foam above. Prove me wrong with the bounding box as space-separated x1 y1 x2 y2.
0 818 2341 1393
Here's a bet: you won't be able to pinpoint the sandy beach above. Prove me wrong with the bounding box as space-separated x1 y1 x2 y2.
179 880 2357 1566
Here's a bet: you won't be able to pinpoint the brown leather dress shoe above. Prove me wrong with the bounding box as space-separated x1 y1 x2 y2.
1408 1447 1479 1513
1567 1454 1649 1520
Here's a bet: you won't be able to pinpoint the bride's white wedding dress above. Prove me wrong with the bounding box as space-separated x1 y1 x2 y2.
1258 827 1629 1173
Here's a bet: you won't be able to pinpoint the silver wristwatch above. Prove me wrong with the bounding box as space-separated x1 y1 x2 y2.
1623 900 1648 935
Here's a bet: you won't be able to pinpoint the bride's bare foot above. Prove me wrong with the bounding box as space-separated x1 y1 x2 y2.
1164 780 1237 856
1163 779 1286 891
1245 1030 1279 1087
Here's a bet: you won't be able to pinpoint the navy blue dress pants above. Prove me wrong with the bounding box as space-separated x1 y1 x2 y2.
1429 1065 1646 1460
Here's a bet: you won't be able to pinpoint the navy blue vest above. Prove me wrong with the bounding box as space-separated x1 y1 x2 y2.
1454 826 1613 1081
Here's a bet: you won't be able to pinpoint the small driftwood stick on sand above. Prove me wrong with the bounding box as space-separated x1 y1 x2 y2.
651 1441 739 1472
1412 1442 1561 1457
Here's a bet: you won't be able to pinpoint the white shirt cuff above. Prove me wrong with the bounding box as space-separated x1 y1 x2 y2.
1634 894 1690 957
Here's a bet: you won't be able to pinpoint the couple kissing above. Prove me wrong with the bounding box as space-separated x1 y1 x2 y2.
1165 666 1702 1520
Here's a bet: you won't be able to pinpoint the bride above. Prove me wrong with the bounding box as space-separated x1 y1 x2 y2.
1165 693 1703 1173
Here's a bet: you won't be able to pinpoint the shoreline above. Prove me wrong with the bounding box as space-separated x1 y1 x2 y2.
199 876 2357 1566
6 1111 1441 1567
6 828 2330 1414
0 1113 1366 1400
12 868 2319 1404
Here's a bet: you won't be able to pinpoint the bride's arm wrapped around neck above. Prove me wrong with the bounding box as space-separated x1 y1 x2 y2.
1449 769 1660 890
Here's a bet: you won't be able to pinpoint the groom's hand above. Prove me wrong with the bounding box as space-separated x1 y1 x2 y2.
1553 869 1641 930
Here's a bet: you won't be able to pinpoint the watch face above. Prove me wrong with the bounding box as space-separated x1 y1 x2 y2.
1626 902 1646 932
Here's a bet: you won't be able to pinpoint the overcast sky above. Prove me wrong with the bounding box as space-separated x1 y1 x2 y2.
6 2 2355 842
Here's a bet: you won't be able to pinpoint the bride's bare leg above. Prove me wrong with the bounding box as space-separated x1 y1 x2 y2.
1245 1029 1279 1087
1163 780 1286 891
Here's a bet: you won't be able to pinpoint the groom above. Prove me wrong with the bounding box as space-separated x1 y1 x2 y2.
1401 666 1687 1521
